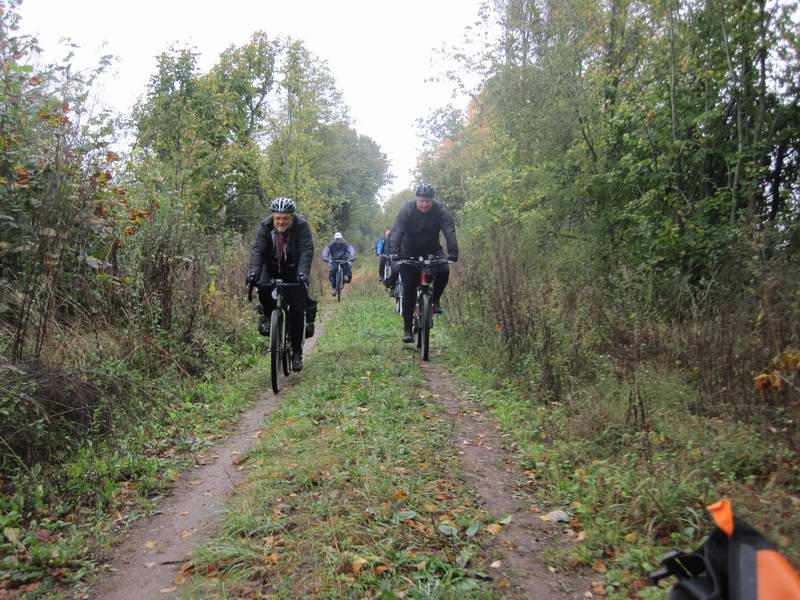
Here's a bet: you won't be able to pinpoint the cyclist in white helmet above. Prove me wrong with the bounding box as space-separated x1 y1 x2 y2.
321 232 356 296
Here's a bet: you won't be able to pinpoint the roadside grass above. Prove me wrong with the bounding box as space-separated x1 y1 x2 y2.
437 324 799 600
0 325 272 597
183 284 499 599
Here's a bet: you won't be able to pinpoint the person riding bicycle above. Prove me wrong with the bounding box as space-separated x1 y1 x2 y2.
375 229 391 282
389 183 458 343
246 197 314 372
322 232 355 296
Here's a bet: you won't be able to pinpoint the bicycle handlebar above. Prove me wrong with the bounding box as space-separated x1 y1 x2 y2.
247 279 307 302
393 257 453 267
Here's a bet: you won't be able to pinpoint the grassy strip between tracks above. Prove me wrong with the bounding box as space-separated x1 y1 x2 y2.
181 283 501 599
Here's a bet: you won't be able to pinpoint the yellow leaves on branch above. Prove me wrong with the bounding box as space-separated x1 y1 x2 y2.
754 348 800 392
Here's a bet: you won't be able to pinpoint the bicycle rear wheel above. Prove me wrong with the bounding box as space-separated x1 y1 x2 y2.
395 277 403 313
421 294 432 361
270 309 283 393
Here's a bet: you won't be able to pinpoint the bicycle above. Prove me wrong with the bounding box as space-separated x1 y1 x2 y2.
248 280 306 394
383 261 402 312
393 256 451 361
326 258 352 302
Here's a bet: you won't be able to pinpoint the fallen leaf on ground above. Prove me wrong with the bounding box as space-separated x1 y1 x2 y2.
500 579 510 588
393 489 408 501
34 529 51 542
180 512 189 517
624 532 639 543
593 560 607 573
486 523 503 535
144 540 158 550
174 575 186 585
591 581 606 596
160 588 177 594
207 563 219 577
394 466 409 475
374 565 387 575
577 531 587 542
352 557 368 575
490 560 502 569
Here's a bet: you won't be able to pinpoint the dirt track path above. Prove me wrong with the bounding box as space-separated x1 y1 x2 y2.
91 315 328 600
423 362 591 599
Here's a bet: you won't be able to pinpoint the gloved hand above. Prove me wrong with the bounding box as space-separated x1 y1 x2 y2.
297 272 309 287
246 271 259 287
447 255 458 263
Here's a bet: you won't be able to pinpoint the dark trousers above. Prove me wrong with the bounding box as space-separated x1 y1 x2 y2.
397 262 449 329
257 273 308 353
329 262 352 287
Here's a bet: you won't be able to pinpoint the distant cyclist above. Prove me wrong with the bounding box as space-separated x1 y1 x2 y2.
246 197 314 371
375 229 391 282
322 232 356 296
389 183 458 343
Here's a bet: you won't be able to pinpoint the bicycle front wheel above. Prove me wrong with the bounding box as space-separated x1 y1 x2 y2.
270 309 283 393
421 294 432 361
336 269 343 302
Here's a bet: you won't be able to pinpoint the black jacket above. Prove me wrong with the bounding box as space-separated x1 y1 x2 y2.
249 214 314 285
389 200 458 259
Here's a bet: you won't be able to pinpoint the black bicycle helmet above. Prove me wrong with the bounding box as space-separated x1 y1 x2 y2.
270 197 296 213
415 183 435 198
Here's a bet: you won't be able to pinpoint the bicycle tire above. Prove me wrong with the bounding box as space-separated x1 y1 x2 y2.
421 294 431 361
395 277 402 313
270 309 283 393
336 268 343 303
415 295 423 349
282 317 291 376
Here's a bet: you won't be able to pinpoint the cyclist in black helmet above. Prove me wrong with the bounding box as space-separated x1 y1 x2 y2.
246 197 314 371
389 183 458 343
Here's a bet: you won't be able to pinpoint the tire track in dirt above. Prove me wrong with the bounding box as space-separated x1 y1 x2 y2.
423 362 592 600
91 311 330 600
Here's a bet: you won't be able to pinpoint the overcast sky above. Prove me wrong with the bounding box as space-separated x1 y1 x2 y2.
18 0 486 199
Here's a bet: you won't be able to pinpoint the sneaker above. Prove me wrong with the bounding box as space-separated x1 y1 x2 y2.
402 329 413 343
258 315 270 336
291 351 303 371
331 289 337 296
432 303 443 314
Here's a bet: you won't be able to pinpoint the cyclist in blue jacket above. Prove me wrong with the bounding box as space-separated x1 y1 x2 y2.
322 232 356 295
375 229 391 282
389 184 458 343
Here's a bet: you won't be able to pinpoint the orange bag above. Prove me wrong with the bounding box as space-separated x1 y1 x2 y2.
650 500 800 600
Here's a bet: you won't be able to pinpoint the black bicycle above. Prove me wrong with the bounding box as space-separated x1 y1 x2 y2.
394 256 451 361
326 259 352 302
249 280 306 393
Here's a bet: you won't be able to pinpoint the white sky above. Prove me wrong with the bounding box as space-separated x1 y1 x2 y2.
18 0 485 199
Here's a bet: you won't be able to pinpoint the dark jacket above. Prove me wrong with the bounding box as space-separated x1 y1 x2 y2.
390 200 458 259
249 214 314 285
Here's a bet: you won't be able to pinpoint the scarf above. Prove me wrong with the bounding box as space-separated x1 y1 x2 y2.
272 229 291 272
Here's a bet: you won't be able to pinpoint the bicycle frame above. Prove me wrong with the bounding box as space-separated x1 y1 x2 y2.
248 279 306 392
394 256 450 361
